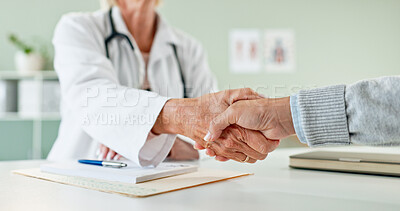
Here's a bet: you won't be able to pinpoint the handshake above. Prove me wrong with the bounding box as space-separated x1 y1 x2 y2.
152 88 296 163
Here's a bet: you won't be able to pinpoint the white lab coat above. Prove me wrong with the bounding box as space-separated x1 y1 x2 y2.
47 7 217 167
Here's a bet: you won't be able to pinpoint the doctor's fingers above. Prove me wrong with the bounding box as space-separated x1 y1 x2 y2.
204 126 267 161
194 143 230 161
215 135 267 161
107 150 118 160
205 148 215 156
114 154 122 160
215 155 230 162
205 148 230 162
99 145 109 160
221 126 268 160
208 141 258 163
193 142 205 150
191 131 212 150
240 129 280 155
99 145 119 160
193 139 230 161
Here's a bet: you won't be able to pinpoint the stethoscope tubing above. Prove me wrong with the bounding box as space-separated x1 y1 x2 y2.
104 8 187 98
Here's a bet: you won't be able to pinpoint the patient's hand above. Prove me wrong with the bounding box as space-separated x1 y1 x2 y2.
207 97 295 142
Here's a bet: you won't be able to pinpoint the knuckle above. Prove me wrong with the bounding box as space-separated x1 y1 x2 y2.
258 143 269 154
223 139 237 149
244 88 255 95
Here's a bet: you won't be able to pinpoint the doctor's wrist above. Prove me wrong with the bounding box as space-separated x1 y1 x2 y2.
152 98 195 135
152 99 179 135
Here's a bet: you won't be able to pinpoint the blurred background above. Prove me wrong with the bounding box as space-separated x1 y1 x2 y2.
0 0 399 161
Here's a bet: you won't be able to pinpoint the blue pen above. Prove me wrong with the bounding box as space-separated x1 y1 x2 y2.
78 159 128 168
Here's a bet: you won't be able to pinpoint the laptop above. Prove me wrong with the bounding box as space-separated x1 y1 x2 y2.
289 151 400 176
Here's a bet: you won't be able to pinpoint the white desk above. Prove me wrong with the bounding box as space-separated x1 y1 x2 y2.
1 147 400 211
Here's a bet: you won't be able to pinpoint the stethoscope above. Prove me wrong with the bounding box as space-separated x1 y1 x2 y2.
104 8 188 98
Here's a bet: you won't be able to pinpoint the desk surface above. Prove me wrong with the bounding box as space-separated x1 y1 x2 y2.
2 147 400 211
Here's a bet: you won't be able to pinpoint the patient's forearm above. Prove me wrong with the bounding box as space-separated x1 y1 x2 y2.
293 76 400 147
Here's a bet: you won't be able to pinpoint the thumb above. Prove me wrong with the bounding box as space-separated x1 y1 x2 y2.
204 106 239 142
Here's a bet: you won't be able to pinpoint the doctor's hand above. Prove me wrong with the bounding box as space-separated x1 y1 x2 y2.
205 97 296 155
152 88 270 163
201 124 277 163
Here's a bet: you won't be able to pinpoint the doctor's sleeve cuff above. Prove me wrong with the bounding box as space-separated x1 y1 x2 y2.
290 95 307 144
296 85 350 147
146 130 160 141
138 134 176 167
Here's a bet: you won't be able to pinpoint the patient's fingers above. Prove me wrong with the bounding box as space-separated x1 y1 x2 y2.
246 138 280 155
194 142 205 150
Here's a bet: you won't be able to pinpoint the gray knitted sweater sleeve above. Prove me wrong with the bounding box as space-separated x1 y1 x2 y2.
291 76 400 147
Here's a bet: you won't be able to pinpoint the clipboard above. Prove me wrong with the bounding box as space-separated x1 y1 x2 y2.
40 162 198 184
13 168 252 198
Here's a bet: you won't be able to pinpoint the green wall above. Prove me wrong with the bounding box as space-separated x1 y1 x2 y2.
0 120 60 160
159 0 400 95
0 0 100 70
1 0 400 160
0 121 33 160
0 0 99 160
